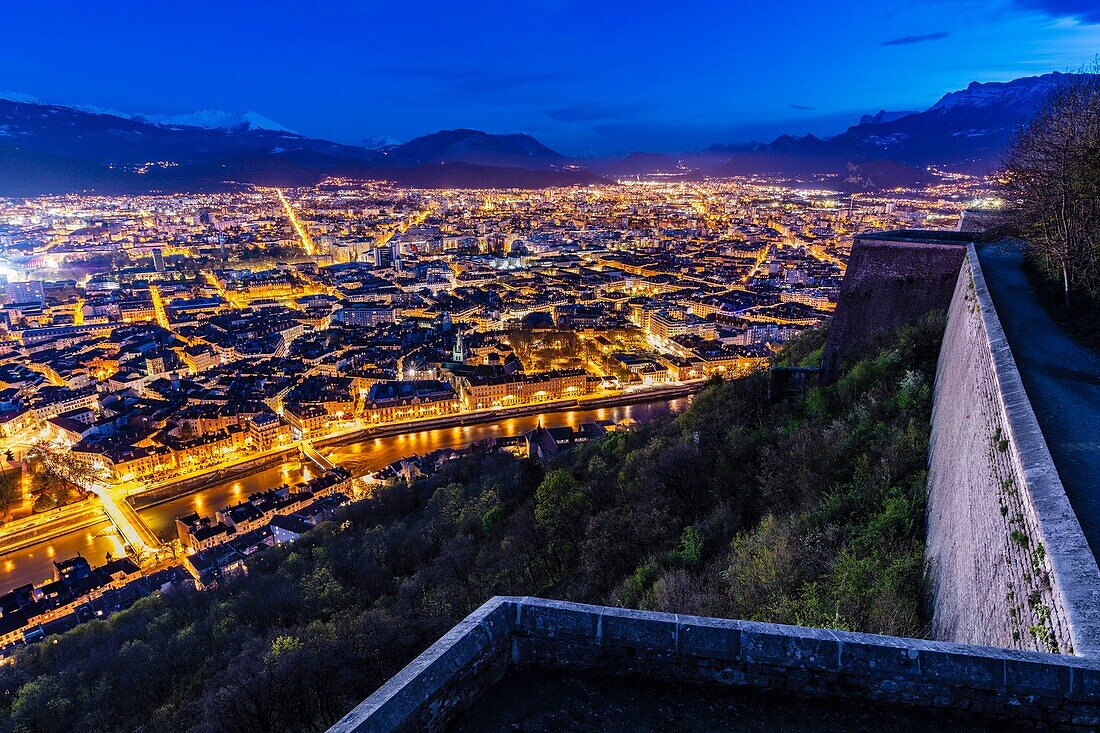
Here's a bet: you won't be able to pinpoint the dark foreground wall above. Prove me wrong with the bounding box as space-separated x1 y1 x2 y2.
328 597 1100 733
821 231 968 380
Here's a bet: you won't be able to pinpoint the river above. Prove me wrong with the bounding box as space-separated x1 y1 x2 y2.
1 396 689 594
0 520 125 592
327 397 687 475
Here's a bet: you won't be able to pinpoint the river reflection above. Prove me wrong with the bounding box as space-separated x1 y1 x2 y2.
329 398 688 475
138 462 311 541
0 520 123 593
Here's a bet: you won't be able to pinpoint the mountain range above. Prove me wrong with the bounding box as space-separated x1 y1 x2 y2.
705 73 1081 177
0 72 1085 196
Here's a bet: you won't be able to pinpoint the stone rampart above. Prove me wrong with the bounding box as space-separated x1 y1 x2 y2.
926 245 1100 656
329 232 1100 733
821 231 968 380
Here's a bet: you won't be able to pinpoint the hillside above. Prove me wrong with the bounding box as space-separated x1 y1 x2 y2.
0 319 943 733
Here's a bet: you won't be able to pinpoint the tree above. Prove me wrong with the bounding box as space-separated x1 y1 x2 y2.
0 469 20 519
534 469 587 563
0 322 944 733
24 441 98 511
10 676 74 733
1003 66 1100 307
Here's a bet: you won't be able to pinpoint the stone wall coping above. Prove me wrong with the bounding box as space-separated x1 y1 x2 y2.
967 243 1100 657
510 596 1100 673
328 595 1100 732
859 230 978 246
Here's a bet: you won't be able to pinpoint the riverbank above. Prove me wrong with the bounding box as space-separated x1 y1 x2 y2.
318 382 704 450
0 387 703 587
128 447 300 511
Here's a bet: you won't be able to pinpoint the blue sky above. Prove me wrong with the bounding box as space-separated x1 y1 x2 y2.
1 0 1098 154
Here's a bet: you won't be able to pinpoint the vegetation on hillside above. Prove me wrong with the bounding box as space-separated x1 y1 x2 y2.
0 318 943 733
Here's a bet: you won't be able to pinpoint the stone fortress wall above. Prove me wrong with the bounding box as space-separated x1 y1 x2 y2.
820 230 970 380
926 245 1100 655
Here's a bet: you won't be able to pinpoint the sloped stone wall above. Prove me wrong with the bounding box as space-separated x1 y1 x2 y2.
821 232 967 380
926 246 1100 656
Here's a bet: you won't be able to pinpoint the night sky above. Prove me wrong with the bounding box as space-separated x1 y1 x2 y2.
2 0 1098 154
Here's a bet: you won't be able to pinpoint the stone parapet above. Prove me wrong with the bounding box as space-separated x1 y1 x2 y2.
328 597 1100 733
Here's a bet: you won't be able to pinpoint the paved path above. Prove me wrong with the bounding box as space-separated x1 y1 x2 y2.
978 240 1100 557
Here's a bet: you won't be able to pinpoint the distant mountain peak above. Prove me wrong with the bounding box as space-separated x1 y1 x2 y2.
0 91 299 136
928 72 1072 112
697 70 1100 183
0 99 597 195
362 134 400 150
859 110 916 125
401 128 561 152
387 128 565 169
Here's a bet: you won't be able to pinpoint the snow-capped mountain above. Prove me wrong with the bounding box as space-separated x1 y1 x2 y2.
928 74 1068 112
70 104 130 118
362 135 401 150
134 110 298 135
0 94 602 195
2 71 1085 196
0 90 296 135
0 93 378 195
0 90 42 105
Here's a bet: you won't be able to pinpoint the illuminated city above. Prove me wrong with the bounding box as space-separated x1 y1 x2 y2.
0 174 990 614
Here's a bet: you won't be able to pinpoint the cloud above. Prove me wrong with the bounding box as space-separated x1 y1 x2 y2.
1011 1 1100 24
881 31 950 46
789 104 815 111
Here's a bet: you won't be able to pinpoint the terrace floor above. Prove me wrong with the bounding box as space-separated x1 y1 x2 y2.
446 668 1024 732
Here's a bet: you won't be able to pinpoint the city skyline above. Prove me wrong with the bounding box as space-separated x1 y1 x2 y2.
2 1 1099 154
